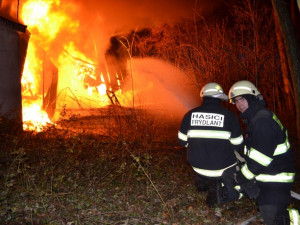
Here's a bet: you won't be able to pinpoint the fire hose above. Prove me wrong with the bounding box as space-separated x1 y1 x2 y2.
291 191 300 200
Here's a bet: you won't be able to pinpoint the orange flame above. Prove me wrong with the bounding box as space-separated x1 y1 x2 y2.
22 101 52 132
20 0 123 132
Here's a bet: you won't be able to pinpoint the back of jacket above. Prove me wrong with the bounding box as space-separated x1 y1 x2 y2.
178 98 243 172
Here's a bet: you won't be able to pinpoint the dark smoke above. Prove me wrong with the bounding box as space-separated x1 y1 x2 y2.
70 0 225 35
0 0 20 22
61 0 226 67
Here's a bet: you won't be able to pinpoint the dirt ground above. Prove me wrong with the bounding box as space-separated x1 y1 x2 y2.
1 108 300 224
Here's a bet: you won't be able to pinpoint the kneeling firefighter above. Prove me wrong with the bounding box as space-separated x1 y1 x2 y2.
178 82 244 207
228 80 299 225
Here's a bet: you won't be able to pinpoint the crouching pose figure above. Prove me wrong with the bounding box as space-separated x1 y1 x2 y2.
228 80 299 225
178 82 243 207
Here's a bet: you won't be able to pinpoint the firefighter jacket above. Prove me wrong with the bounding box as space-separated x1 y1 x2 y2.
235 99 295 205
178 97 243 178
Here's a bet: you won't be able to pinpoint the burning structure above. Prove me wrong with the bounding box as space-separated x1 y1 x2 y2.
0 0 201 133
0 0 127 132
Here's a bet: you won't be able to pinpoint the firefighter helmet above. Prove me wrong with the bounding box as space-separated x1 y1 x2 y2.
228 80 261 103
200 82 228 101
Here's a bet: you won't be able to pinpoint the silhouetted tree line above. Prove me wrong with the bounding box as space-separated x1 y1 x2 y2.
115 0 299 140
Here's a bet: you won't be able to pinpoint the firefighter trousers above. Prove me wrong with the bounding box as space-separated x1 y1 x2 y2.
194 174 222 207
259 204 300 225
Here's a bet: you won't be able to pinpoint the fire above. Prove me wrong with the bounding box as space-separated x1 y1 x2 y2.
22 38 50 131
21 0 49 27
22 101 52 132
20 0 123 132
57 42 112 107
21 0 77 45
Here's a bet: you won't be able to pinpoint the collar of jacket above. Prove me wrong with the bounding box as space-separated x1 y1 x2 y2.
241 99 266 124
202 96 222 105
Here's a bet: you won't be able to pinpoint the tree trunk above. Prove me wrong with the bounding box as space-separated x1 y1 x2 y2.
271 0 300 141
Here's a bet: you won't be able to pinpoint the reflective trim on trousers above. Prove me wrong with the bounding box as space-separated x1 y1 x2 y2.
192 163 237 177
288 209 300 225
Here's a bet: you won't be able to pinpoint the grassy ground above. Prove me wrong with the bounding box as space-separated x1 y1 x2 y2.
0 111 299 224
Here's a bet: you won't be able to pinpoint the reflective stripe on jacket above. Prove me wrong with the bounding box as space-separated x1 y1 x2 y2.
239 109 295 184
178 98 243 174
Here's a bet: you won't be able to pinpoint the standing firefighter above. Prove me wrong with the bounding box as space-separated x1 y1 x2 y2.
228 80 299 225
178 82 243 207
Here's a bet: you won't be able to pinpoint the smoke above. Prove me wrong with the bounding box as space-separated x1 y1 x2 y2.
38 0 223 67
122 58 200 119
2 0 223 118
0 0 20 22
4 0 225 62
70 0 224 35
2 0 225 56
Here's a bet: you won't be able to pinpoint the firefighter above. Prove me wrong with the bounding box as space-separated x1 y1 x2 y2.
228 80 300 225
178 82 243 207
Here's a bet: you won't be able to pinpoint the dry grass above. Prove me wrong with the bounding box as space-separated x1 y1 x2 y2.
1 109 299 224
1 0 299 224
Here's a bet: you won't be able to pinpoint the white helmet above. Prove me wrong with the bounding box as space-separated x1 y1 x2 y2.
228 80 261 103
200 82 228 101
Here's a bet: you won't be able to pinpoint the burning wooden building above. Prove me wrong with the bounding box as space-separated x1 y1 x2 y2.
1 0 200 133
0 0 59 132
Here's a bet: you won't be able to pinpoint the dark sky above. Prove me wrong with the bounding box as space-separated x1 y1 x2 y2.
70 0 225 34
1 0 226 40
1 0 225 27
63 0 226 58
1 0 227 64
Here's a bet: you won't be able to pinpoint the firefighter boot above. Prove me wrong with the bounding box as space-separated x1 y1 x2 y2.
205 190 218 207
195 174 209 192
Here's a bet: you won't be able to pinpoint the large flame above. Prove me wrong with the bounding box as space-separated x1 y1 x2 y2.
21 40 51 132
20 0 122 132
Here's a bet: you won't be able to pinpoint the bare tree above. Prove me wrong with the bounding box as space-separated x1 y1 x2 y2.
130 0 298 137
271 0 300 140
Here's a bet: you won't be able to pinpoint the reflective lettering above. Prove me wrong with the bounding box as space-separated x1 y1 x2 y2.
191 112 224 127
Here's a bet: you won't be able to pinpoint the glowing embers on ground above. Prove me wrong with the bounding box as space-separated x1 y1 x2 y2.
22 101 52 132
